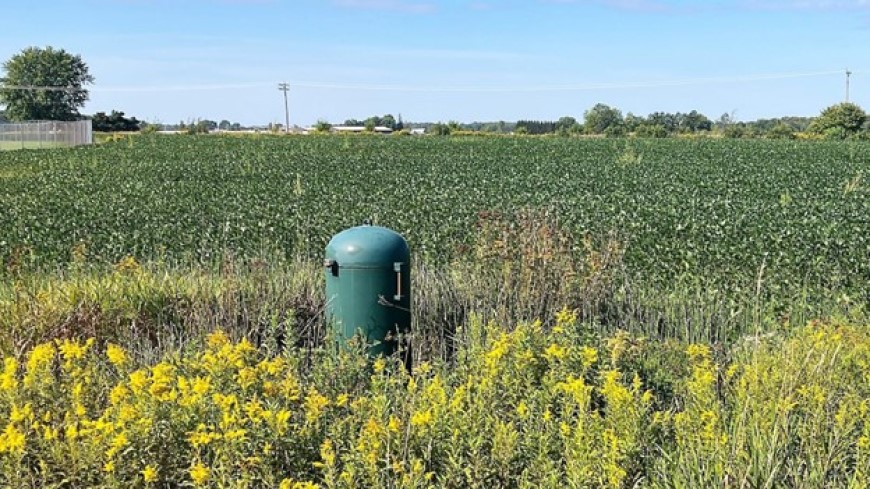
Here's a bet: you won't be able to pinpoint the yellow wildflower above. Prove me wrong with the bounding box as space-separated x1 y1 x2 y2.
335 393 349 407
373 357 387 374
189 462 210 486
188 427 221 447
320 438 336 467
129 370 149 396
555 307 577 328
10 403 32 423
244 398 265 422
544 343 567 361
388 415 402 433
0 423 26 454
206 330 230 350
103 461 116 473
106 432 129 458
686 343 711 363
110 384 129 405
1 358 18 392
411 409 433 430
234 337 256 357
149 362 175 400
304 390 329 423
26 343 56 377
580 346 598 368
223 428 247 443
236 367 258 390
142 464 158 483
516 401 530 419
106 343 128 367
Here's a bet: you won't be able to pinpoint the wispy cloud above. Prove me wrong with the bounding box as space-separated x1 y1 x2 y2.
332 0 437 14
541 0 673 12
741 0 870 10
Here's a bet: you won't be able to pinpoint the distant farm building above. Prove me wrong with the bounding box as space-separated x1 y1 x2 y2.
304 125 394 135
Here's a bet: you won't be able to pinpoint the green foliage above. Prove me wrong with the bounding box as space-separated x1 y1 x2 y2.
809 102 867 137
634 124 668 138
429 122 452 136
314 120 333 133
584 103 623 134
0 136 867 331
91 110 141 132
0 46 94 121
767 122 796 139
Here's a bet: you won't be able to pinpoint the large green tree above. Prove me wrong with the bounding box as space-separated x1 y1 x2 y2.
808 102 867 138
583 103 623 134
0 46 94 121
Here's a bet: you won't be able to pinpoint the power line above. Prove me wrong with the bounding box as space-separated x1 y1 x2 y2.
0 69 864 94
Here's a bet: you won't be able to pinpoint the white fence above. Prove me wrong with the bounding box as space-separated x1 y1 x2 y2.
0 120 92 150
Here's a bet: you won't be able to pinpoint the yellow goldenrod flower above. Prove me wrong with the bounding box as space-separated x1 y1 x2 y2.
373 358 387 374
57 339 89 371
686 343 711 363
109 384 129 405
224 428 247 442
411 409 433 430
129 370 149 396
388 415 402 433
10 403 33 423
1 358 18 392
304 390 329 423
516 401 530 419
0 423 26 455
236 367 258 390
106 343 128 367
189 462 210 486
244 398 265 422
335 393 349 407
188 428 221 447
106 432 129 458
206 330 230 350
234 337 256 357
580 346 598 368
141 464 158 483
272 409 293 435
544 343 567 361
103 461 116 473
26 343 56 376
192 376 211 396
319 438 336 467
148 362 176 400
555 307 577 328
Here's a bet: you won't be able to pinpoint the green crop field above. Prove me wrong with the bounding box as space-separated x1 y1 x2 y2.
0 134 869 487
1 134 867 290
0 134 868 342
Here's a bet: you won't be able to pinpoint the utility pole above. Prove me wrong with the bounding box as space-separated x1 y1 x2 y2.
278 83 290 133
846 69 852 103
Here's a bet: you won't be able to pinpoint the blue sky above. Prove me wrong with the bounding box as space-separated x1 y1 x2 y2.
2 0 868 126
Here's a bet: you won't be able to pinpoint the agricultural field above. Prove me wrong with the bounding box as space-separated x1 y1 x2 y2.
0 134 868 487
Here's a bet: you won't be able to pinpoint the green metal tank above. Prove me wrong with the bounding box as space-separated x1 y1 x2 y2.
324 224 410 357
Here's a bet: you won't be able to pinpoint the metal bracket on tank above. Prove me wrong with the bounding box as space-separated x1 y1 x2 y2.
324 259 339 277
393 262 404 301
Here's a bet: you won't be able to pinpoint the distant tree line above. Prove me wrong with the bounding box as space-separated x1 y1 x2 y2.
90 111 140 132
342 114 404 131
448 102 866 140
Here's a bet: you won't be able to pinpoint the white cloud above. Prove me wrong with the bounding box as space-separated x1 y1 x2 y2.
332 0 437 14
742 0 870 9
